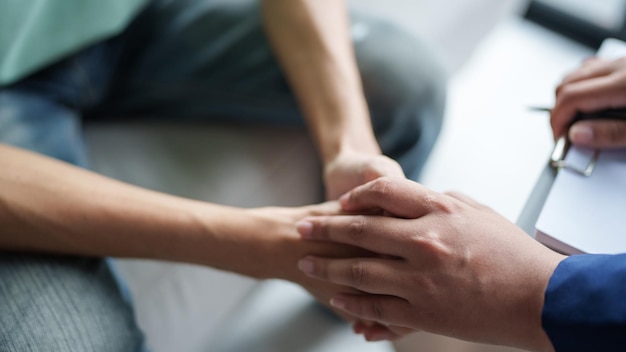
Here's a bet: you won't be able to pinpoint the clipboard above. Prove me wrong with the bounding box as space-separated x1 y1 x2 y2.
518 38 626 255
534 147 626 254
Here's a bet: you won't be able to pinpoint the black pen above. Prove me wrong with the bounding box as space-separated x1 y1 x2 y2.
528 106 626 120
528 106 626 175
528 106 552 113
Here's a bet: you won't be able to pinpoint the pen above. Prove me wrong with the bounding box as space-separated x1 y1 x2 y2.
528 106 626 120
527 106 551 113
529 106 626 176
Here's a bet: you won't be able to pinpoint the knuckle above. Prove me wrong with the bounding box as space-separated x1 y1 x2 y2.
407 229 452 263
369 177 394 198
349 261 367 287
346 216 367 241
424 192 458 214
370 301 385 321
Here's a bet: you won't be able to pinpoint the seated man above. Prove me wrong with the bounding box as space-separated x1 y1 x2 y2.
0 0 445 350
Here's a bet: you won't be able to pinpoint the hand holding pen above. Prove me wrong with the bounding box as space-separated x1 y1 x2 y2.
547 56 626 149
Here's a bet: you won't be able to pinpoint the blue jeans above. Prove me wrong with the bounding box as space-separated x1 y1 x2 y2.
0 0 446 350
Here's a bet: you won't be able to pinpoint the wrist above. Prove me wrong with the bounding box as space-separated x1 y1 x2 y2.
233 207 303 281
306 97 381 164
518 250 566 352
322 135 381 166
166 203 285 279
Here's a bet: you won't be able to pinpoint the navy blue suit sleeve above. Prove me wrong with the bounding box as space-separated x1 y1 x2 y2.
542 254 626 351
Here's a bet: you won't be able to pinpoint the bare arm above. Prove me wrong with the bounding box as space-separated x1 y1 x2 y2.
1 144 254 273
0 143 403 334
261 0 404 199
0 143 350 282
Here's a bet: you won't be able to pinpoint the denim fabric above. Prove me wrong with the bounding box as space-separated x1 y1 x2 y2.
0 0 446 350
0 254 146 352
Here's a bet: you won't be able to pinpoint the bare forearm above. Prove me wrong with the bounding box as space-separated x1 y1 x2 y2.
0 144 270 277
261 0 379 162
0 144 401 333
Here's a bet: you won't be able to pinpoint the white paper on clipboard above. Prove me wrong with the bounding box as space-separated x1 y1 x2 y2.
534 38 626 254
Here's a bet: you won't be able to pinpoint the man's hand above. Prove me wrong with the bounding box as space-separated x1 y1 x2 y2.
294 178 565 352
552 57 626 148
323 150 404 200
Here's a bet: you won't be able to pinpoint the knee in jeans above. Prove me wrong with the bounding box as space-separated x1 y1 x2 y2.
351 15 448 177
0 255 145 352
353 15 447 120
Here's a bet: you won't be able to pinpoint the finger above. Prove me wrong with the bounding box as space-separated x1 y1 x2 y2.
303 201 341 216
340 177 447 219
557 57 614 89
569 120 626 149
298 256 407 296
387 325 415 336
297 215 412 256
358 324 415 341
551 75 626 139
330 294 414 328
361 324 401 341
353 321 369 334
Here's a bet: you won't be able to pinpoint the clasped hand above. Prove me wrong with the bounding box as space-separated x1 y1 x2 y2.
296 177 564 351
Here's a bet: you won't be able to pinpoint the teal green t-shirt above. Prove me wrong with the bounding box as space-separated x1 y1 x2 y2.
0 0 148 86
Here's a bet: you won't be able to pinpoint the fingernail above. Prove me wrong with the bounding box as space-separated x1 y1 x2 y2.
296 221 313 238
297 258 315 274
569 124 593 145
330 297 346 310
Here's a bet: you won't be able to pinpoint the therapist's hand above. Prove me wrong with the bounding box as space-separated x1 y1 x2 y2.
552 56 626 148
296 178 565 352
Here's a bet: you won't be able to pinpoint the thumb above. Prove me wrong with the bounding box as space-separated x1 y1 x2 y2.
569 120 626 149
